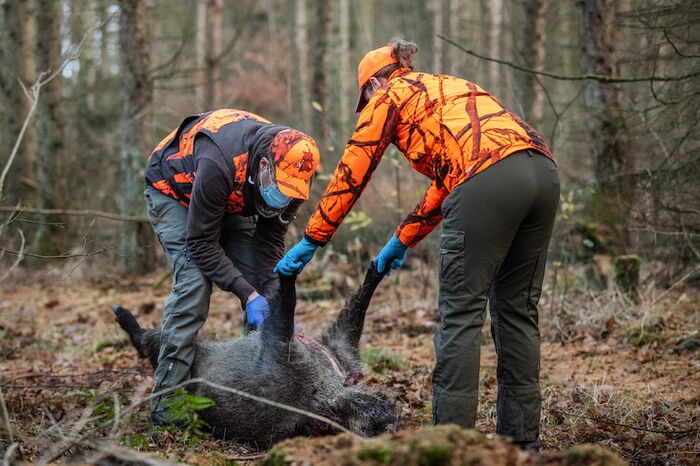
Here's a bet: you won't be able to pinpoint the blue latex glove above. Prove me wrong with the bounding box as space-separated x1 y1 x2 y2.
245 295 270 329
274 238 318 275
372 235 408 275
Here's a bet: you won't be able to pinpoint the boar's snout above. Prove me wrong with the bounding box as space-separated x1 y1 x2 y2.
335 390 398 437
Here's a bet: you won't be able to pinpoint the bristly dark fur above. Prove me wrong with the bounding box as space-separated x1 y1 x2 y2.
112 265 396 447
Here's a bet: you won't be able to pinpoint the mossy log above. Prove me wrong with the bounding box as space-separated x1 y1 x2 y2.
262 424 626 465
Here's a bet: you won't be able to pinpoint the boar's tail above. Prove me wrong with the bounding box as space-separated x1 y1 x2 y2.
112 305 148 358
326 263 385 348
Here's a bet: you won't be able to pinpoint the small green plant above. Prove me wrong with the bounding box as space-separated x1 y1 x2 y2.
160 388 216 446
64 388 97 402
261 449 287 466
361 348 407 373
121 434 146 449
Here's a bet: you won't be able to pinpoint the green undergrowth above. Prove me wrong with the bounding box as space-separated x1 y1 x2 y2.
361 348 408 373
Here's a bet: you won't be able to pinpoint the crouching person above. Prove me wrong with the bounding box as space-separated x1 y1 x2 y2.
143 109 320 425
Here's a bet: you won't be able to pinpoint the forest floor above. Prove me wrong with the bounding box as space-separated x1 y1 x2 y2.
1 260 698 465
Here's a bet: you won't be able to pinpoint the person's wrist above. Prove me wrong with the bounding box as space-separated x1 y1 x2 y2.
390 235 407 251
247 291 260 304
300 237 317 250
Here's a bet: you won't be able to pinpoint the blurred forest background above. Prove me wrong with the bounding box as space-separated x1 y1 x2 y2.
0 0 699 284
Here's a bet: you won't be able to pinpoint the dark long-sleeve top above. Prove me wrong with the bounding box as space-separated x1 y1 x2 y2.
186 135 294 301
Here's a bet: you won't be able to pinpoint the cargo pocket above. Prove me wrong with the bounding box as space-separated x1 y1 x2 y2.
439 229 466 296
171 247 190 288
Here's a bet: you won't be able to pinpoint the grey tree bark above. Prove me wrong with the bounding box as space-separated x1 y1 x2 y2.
432 0 444 74
33 0 65 255
205 0 223 110
118 0 156 273
195 0 207 109
310 0 332 154
338 0 351 135
576 0 633 252
295 0 312 132
1 0 36 204
515 0 547 128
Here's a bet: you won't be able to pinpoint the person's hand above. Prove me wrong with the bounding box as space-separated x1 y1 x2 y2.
245 292 270 329
274 238 318 275
372 235 408 275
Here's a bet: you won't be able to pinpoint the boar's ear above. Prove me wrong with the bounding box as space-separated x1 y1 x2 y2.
328 263 385 348
262 273 297 343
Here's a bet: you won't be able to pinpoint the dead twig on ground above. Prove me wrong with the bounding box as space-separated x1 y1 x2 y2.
226 453 267 461
583 414 700 436
0 394 11 444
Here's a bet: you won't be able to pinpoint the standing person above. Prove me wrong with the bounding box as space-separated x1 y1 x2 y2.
145 108 319 425
276 41 559 450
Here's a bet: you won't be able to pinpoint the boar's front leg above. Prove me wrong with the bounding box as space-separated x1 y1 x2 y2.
326 263 385 349
261 272 297 344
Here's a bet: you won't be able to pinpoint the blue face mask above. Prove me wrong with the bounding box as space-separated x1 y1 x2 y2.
259 180 292 209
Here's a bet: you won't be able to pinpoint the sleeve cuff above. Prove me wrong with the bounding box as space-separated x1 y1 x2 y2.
303 233 327 248
231 277 256 302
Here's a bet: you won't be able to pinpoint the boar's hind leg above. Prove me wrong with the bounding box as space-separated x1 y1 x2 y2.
112 305 161 368
325 263 385 348
262 273 297 344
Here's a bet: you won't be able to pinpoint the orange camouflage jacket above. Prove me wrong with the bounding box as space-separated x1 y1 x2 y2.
304 68 554 247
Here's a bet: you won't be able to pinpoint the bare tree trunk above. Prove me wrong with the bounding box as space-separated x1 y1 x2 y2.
338 0 351 135
118 0 155 273
295 0 311 132
432 0 444 73
479 0 493 88
516 0 547 127
195 0 207 109
310 0 331 153
358 0 374 53
576 0 633 252
33 0 65 255
1 0 36 204
488 0 503 94
95 0 111 111
205 0 223 110
448 0 467 76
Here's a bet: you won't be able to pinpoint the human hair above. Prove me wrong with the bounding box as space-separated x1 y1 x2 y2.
389 38 418 68
373 39 419 80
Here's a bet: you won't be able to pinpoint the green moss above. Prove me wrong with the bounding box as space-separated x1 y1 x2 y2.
416 441 455 466
361 348 407 373
357 443 395 464
261 449 286 466
563 444 624 466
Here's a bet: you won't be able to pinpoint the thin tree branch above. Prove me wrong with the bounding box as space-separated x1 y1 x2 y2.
0 246 115 260
663 28 700 58
0 229 25 282
0 206 148 223
438 34 700 83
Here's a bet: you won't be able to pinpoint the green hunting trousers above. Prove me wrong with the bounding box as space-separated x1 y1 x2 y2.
431 150 559 443
144 186 259 413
